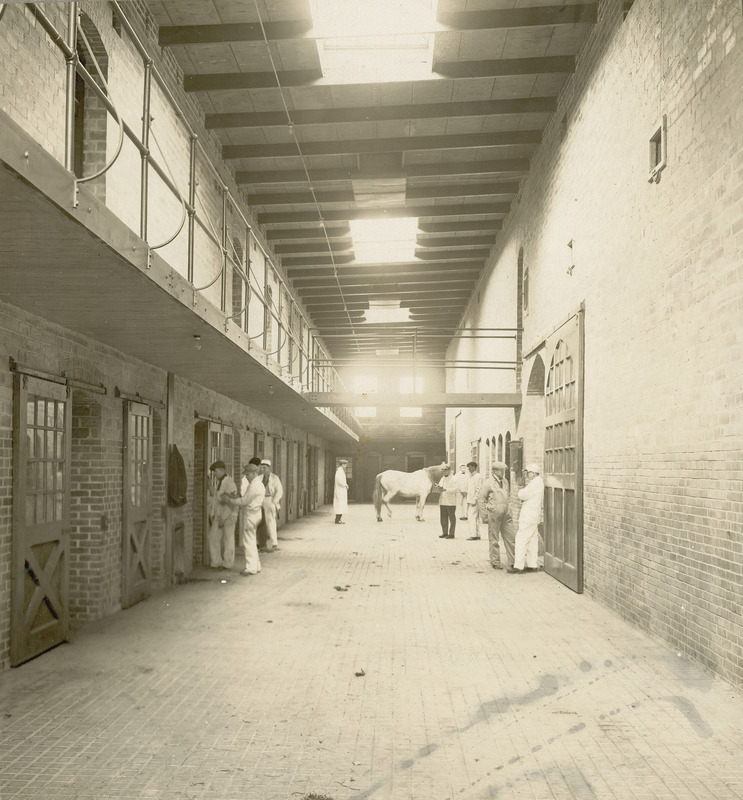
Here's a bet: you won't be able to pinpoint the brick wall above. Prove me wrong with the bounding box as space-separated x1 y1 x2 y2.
0 299 334 669
449 0 743 685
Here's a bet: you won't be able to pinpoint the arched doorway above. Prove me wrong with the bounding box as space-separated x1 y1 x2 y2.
543 310 584 593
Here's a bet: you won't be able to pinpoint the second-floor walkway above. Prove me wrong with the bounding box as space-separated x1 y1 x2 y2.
1 506 741 800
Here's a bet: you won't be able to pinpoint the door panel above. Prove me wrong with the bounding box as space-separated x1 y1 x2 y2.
123 402 152 608
543 310 584 593
11 375 71 666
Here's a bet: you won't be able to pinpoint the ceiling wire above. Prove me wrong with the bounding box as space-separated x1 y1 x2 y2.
252 0 361 355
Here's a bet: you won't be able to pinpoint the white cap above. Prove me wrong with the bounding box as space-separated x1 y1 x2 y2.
260 459 271 467
525 463 541 473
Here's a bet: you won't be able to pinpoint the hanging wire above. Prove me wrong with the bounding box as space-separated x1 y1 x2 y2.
252 0 361 354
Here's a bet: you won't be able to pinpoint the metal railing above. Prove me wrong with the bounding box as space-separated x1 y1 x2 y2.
14 1 351 426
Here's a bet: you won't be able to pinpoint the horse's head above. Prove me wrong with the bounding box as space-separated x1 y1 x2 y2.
426 462 451 482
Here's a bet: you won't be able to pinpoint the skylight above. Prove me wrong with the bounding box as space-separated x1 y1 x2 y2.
350 218 418 264
310 0 439 84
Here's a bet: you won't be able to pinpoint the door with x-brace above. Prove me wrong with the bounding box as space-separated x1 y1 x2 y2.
11 374 71 666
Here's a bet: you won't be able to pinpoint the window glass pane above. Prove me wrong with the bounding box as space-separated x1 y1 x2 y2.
27 401 35 427
36 494 45 523
26 495 35 526
55 493 63 520
46 431 54 459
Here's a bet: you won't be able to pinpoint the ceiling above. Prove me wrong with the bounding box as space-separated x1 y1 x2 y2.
147 0 598 363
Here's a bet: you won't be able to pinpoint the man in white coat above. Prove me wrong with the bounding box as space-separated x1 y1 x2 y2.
207 460 239 569
236 462 266 575
455 464 469 520
259 459 283 552
334 459 349 524
508 464 545 574
465 461 483 540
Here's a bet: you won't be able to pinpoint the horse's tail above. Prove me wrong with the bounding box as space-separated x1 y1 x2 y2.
373 473 383 518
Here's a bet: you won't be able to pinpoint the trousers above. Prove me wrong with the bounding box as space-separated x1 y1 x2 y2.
484 507 515 567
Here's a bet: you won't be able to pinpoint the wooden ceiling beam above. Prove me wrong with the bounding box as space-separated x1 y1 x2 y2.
416 234 497 247
437 4 598 30
249 189 355 206
298 281 476 296
434 56 574 79
288 260 484 276
224 130 540 160
414 248 491 261
206 96 557 129
160 6 596 47
274 240 353 255
159 19 313 46
237 159 530 184
406 181 520 199
418 220 502 233
266 226 350 240
260 203 509 224
185 69 322 93
305 293 472 309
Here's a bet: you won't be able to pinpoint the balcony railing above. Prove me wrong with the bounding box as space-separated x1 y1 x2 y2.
13 1 354 431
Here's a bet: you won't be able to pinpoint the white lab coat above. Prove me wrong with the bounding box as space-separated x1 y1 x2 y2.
333 466 348 514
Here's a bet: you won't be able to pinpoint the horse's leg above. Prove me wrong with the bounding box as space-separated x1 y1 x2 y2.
416 493 426 521
383 489 394 518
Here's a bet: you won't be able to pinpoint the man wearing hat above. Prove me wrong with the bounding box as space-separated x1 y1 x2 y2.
333 459 349 524
259 459 283 552
455 464 469 520
508 464 545 574
235 461 266 575
207 460 239 570
478 461 515 570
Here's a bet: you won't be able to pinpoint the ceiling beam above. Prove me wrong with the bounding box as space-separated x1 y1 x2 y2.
237 159 530 184
184 69 323 93
260 203 510 224
414 248 491 261
437 4 598 30
406 181 520 199
282 254 356 267
433 56 574 79
288 260 484 276
416 235 497 247
304 392 522 408
274 240 353 254
206 96 557 129
305 295 472 311
266 226 349 240
418 220 502 233
224 131 541 160
159 19 314 46
299 282 475 297
160 5 596 47
249 189 355 206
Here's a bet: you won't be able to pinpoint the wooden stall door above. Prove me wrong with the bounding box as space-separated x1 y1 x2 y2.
11 375 71 666
543 310 584 593
122 402 153 608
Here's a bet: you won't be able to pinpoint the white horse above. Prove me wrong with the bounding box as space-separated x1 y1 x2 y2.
373 462 449 522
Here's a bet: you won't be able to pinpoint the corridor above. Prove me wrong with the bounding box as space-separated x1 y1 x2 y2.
0 506 741 800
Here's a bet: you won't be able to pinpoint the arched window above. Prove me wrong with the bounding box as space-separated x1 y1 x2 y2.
505 432 511 473
527 354 545 396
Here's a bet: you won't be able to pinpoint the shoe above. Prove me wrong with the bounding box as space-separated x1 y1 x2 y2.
241 569 257 576
491 564 503 570
459 517 468 520
269 545 279 552
507 567 525 574
439 533 449 538
467 536 481 540
335 520 345 524
258 547 267 553
524 566 542 573
447 535 455 538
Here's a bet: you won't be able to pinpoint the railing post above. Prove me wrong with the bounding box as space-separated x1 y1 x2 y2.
263 256 269 352
220 186 228 313
140 58 152 242
64 3 78 173
187 134 197 284
139 59 152 242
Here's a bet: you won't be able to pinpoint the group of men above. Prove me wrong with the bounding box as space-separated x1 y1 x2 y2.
207 458 284 577
440 460 545 574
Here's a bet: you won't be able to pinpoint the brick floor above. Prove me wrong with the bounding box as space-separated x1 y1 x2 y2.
0 505 741 800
